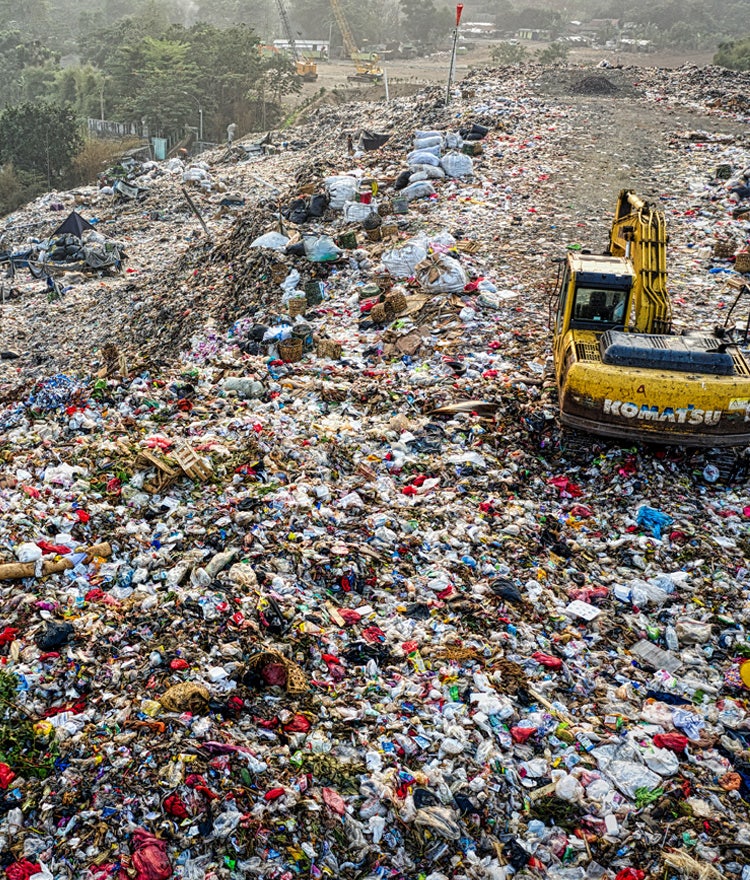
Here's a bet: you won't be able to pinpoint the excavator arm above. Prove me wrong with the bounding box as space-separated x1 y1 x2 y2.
329 0 360 59
274 0 300 60
329 0 382 80
609 189 672 335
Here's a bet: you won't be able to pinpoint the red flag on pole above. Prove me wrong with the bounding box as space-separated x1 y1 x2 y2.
456 4 464 25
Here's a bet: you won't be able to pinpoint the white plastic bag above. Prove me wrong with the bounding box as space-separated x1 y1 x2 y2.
280 269 301 292
343 200 379 223
382 242 428 278
16 542 42 563
642 746 679 776
407 148 441 166
303 235 341 262
409 164 445 180
441 151 474 178
324 175 359 209
400 181 436 202
414 135 443 151
606 760 661 799
250 231 290 251
417 255 467 294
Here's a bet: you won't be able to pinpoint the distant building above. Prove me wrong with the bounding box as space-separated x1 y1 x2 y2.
518 28 552 41
589 18 620 29
272 39 329 59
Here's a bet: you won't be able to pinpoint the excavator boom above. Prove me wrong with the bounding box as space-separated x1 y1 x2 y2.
609 190 671 335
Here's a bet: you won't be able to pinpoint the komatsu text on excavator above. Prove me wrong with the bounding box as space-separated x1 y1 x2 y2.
552 189 750 446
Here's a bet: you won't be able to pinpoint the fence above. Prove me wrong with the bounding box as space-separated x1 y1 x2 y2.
87 118 143 139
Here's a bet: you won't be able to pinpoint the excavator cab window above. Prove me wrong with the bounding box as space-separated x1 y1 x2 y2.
571 285 630 329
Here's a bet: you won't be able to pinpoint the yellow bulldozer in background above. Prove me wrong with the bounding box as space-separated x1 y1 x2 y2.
552 190 750 447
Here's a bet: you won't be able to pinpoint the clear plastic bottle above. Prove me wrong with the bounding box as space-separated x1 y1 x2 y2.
665 624 679 652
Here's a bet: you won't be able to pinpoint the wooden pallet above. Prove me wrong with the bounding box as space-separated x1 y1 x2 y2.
171 441 212 481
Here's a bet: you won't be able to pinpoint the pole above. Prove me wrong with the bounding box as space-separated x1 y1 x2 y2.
445 3 464 106
199 107 204 143
384 65 389 102
182 187 212 241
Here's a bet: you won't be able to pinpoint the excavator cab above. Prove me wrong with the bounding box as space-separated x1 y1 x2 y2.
555 257 633 331
553 253 634 387
295 58 318 81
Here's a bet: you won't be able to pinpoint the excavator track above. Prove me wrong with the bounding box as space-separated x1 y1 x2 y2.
557 425 750 485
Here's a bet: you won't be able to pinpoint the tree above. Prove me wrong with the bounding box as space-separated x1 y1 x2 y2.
176 23 264 139
714 38 750 70
400 0 453 47
106 36 201 135
0 30 60 106
260 53 302 104
537 41 569 65
0 102 83 188
248 53 302 131
491 41 528 64
0 0 50 39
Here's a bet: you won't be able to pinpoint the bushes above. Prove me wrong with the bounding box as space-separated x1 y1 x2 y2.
70 137 141 186
0 164 40 218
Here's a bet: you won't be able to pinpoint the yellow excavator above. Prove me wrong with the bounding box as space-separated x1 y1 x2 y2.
552 189 750 447
329 0 383 82
273 0 318 81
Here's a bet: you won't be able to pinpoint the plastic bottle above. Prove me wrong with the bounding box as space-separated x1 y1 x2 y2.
665 625 679 652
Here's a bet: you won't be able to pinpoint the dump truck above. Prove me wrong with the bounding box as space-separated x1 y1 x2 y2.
552 189 750 446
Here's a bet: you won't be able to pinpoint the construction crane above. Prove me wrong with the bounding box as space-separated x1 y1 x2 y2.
329 0 383 82
273 0 318 81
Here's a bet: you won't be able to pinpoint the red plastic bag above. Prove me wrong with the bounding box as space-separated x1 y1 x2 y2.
6 861 41 880
569 504 593 518
0 627 18 646
548 475 583 498
615 870 644 880
532 651 563 670
131 828 172 880
653 733 688 753
510 726 536 743
0 762 16 789
283 713 312 733
322 787 347 815
321 653 346 681
264 787 285 801
163 793 189 819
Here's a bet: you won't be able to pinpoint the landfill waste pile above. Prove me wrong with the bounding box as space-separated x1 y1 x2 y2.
0 63 749 880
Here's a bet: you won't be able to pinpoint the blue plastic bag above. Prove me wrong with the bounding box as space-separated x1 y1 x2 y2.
636 505 674 539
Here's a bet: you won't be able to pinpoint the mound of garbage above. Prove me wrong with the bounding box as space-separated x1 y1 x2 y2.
0 64 748 880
